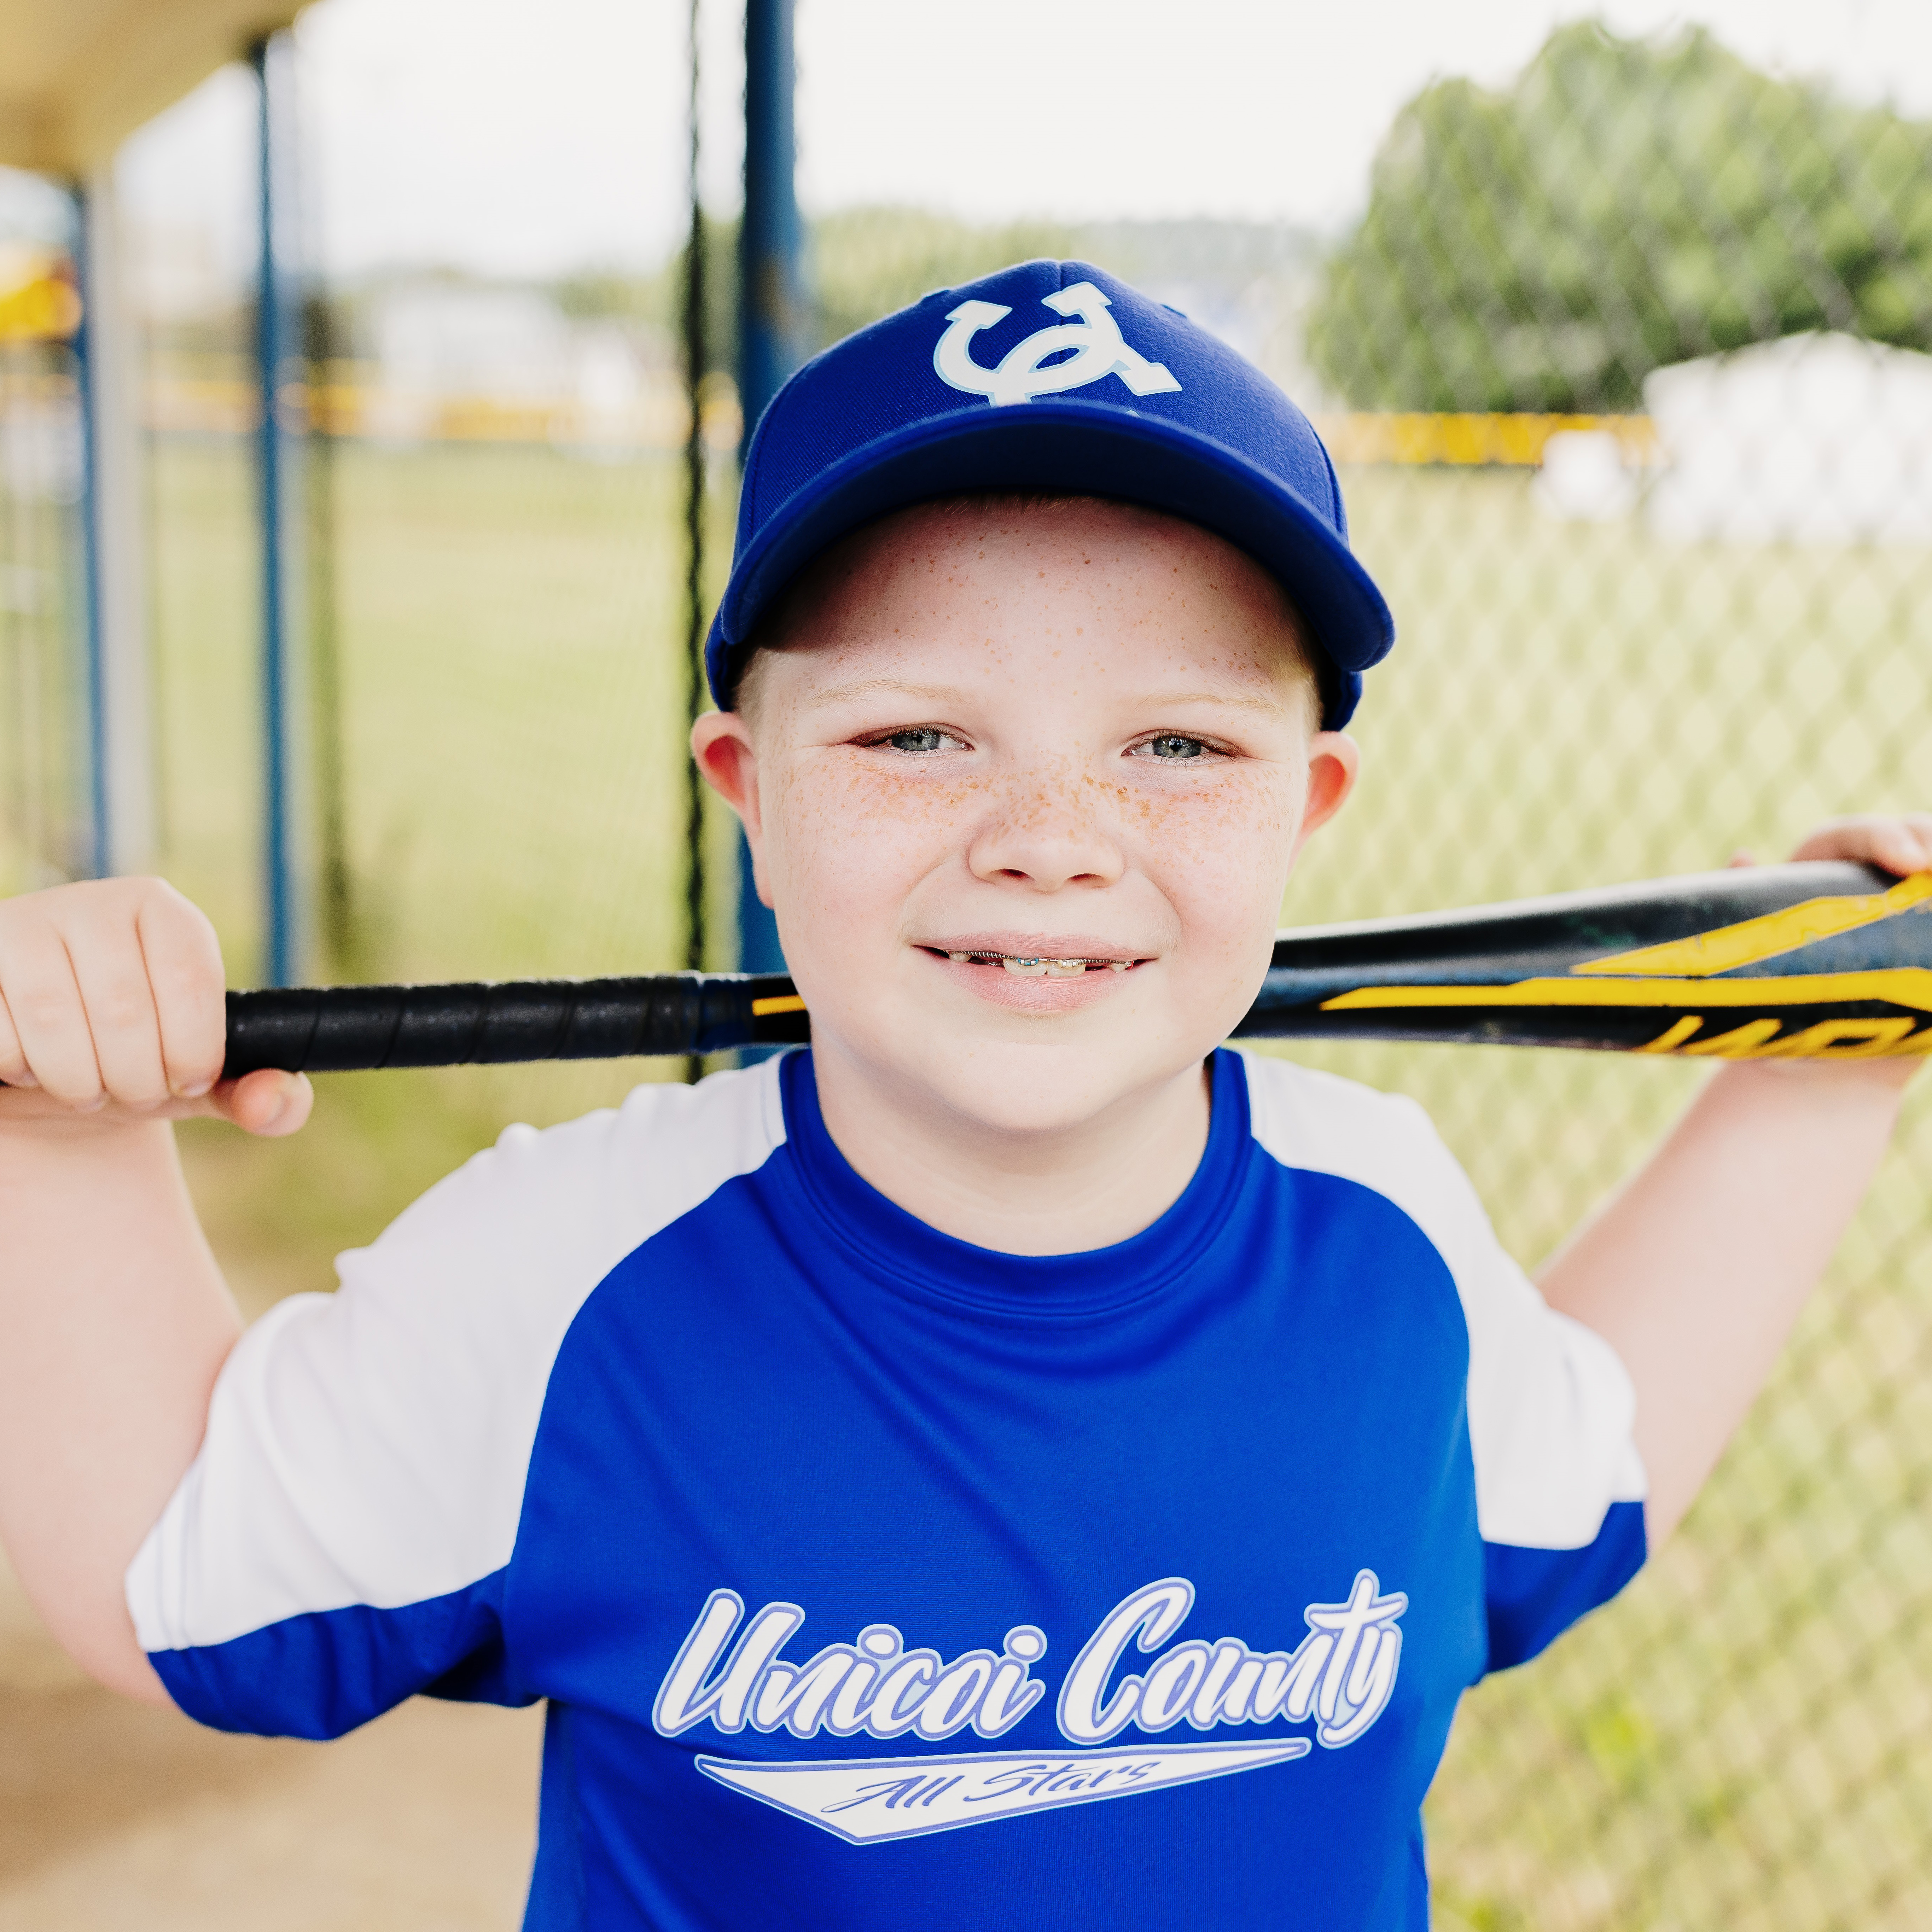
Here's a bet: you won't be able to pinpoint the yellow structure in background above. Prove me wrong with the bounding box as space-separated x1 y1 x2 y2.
0 0 306 892
133 371 1662 467
0 249 79 341
1314 410 1660 467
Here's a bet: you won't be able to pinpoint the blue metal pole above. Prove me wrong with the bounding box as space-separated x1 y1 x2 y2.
740 0 805 444
71 185 109 881
735 0 804 976
252 36 294 986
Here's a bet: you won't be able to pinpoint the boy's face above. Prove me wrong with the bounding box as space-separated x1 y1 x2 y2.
695 499 1357 1136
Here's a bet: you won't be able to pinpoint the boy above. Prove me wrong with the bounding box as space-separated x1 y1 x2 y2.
0 260 1926 1928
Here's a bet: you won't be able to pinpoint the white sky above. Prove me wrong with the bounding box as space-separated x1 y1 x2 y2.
100 0 1932 286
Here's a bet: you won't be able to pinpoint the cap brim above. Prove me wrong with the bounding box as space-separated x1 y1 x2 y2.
707 401 1392 727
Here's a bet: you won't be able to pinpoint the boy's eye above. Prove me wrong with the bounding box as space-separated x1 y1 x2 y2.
872 726 967 755
1129 733 1215 762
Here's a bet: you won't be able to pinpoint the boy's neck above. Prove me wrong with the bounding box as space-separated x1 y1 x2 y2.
807 1042 1214 1258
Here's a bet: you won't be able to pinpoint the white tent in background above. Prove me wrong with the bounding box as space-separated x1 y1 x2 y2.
1643 332 1932 545
1533 429 1639 522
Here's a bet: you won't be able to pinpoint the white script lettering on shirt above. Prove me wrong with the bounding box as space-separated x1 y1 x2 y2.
652 1572 1405 1751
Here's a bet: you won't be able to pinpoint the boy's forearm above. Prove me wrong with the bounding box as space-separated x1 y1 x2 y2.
1539 1059 1907 1548
0 1117 239 1698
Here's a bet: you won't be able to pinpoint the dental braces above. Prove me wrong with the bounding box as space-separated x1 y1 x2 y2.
943 951 1134 977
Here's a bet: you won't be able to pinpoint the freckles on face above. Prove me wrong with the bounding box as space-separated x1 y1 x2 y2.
1108 765 1304 943
766 729 1303 981
775 745 994 843
1074 759 1300 840
747 499 1318 1053
764 751 980 929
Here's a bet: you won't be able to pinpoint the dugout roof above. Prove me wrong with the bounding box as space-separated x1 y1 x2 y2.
0 0 298 173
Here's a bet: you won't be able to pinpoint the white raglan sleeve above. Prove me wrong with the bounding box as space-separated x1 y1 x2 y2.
1241 1052 1648 1670
123 1064 787 1736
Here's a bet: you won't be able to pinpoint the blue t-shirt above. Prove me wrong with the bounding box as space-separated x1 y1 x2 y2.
129 1049 1645 1930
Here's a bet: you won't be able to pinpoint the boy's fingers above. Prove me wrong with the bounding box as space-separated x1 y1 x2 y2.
1788 813 1932 873
211 1069 312 1138
134 884 228 1097
62 916 173 1113
0 920 104 1108
1867 817 1932 876
0 987 36 1087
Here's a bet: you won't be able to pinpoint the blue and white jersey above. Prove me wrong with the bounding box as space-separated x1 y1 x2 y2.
128 1049 1644 1930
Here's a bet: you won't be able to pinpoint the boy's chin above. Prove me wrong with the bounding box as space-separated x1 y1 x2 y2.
871 1028 1207 1140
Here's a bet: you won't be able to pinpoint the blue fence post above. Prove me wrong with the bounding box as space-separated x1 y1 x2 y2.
251 35 297 986
71 185 109 883
734 0 805 976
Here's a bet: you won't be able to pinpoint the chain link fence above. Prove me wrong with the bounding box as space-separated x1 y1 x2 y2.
4 14 1932 1924
1293 466 1932 1930
1285 23 1932 1927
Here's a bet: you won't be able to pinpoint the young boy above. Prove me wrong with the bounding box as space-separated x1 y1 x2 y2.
0 260 1925 1929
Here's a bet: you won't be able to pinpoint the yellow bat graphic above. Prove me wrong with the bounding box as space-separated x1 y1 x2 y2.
1320 872 1932 1057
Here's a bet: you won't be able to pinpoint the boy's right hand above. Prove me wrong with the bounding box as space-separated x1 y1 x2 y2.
0 878 274 1703
0 878 310 1137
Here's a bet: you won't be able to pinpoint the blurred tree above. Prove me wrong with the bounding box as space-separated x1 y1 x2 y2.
807 207 1077 350
548 210 1073 383
545 211 1320 394
1308 20 1932 411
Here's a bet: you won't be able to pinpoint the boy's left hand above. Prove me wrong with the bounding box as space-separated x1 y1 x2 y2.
1782 809 1932 877
1732 813 1932 1088
1542 809 1931 1546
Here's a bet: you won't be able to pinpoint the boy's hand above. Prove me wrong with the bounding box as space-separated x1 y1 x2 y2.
1546 810 1931 1547
1783 810 1932 876
0 877 264 1701
1729 812 1932 1088
0 878 310 1137
1734 809 1932 882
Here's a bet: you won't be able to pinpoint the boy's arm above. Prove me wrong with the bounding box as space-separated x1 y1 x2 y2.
0 878 310 1699
1540 814 1932 1549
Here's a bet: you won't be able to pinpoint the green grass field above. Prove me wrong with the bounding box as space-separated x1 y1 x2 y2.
49 439 1932 1921
144 439 741 1303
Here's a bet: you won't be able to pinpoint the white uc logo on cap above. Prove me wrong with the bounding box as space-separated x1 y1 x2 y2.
934 282 1183 408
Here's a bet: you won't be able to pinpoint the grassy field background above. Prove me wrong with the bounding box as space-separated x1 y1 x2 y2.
12 435 1932 1924
1327 469 1932 1929
146 440 741 1303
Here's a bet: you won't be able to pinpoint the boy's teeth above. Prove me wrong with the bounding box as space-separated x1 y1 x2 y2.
941 948 1134 974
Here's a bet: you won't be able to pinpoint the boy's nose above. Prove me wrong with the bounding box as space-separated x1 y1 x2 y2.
966 782 1127 892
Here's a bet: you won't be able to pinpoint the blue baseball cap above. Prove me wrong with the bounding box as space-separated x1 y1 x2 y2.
706 259 1393 727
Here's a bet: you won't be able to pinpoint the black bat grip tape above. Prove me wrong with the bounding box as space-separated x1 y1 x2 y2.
222 974 805 1079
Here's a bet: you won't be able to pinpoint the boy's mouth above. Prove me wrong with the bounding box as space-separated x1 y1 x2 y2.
918 947 1143 978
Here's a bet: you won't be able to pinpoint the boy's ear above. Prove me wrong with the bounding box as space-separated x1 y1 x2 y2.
1292 731 1360 862
690 712 776 906
690 711 758 824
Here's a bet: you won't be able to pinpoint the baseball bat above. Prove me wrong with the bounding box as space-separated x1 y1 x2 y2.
217 861 1932 1080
